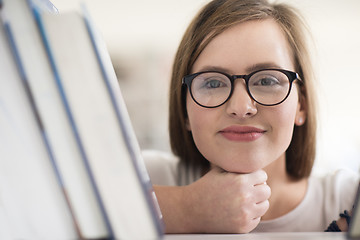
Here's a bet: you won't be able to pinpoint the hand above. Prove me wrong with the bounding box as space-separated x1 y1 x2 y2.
336 210 352 231
154 166 271 233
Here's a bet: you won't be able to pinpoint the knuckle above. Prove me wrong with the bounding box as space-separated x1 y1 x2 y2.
234 174 247 185
239 192 253 203
236 217 259 233
238 207 253 222
264 199 270 210
257 169 268 182
259 183 271 198
265 184 271 197
262 170 268 181
261 200 270 212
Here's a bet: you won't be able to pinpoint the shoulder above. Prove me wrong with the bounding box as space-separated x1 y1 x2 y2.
311 168 359 215
255 169 359 232
313 168 359 197
142 149 202 186
142 150 180 186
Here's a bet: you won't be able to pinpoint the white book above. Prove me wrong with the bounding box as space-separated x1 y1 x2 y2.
0 10 76 240
348 184 360 239
36 6 163 240
1 0 110 238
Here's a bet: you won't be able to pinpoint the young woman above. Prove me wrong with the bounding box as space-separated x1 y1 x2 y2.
143 0 359 233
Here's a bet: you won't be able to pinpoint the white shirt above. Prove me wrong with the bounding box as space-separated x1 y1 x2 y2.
142 150 360 232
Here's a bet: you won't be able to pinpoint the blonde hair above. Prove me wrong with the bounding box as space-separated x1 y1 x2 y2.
169 0 317 180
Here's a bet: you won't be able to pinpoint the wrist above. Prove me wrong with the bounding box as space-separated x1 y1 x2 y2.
325 210 352 232
336 217 348 231
153 185 193 233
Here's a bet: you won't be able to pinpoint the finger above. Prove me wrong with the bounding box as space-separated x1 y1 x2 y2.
253 182 271 203
254 199 270 218
242 217 261 233
248 169 268 186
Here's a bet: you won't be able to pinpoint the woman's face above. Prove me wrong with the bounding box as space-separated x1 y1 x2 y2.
186 19 306 173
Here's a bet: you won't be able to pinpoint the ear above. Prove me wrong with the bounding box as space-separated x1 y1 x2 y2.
295 89 307 126
295 111 306 126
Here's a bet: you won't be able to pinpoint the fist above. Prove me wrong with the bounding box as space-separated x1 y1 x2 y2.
183 166 271 233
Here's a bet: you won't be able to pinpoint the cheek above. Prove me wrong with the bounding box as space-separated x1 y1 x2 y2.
270 90 299 143
186 93 213 131
186 93 219 155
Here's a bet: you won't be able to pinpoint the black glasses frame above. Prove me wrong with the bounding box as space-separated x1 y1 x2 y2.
182 68 303 108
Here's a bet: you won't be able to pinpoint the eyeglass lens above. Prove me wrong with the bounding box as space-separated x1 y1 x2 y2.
189 70 291 107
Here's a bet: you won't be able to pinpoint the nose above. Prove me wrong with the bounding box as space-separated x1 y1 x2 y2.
225 80 257 118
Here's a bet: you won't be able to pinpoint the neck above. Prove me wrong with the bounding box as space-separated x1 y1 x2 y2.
261 153 307 221
263 153 288 187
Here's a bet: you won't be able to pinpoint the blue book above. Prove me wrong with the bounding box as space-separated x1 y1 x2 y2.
83 5 164 238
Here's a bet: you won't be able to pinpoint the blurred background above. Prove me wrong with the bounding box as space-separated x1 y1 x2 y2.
51 0 360 176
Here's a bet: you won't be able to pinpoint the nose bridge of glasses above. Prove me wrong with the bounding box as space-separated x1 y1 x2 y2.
229 74 252 100
225 74 257 114
230 74 249 89
231 74 248 83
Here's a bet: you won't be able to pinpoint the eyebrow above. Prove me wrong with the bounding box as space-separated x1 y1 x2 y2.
196 62 283 75
196 65 232 73
246 62 283 73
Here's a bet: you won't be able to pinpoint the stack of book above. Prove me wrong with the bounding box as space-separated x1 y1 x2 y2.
0 0 163 239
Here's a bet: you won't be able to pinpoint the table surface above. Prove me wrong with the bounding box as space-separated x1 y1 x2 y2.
164 232 350 240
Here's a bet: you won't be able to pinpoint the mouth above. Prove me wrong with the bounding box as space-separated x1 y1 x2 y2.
219 126 266 142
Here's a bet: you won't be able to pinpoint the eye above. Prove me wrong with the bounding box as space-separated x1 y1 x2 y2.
252 76 280 86
200 76 229 89
205 79 224 88
191 72 231 92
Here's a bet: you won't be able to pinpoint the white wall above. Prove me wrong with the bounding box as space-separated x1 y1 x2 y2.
51 0 360 175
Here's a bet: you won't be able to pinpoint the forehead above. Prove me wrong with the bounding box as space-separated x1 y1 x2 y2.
192 19 295 74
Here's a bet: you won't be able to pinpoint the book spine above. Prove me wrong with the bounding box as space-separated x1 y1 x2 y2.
32 6 114 239
82 6 164 236
2 20 82 237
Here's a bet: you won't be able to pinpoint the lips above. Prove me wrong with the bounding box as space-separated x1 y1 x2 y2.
219 126 266 142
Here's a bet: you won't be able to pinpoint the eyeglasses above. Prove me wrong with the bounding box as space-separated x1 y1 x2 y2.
182 69 302 108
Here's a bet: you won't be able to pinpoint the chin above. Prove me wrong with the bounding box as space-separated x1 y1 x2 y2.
219 162 265 174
